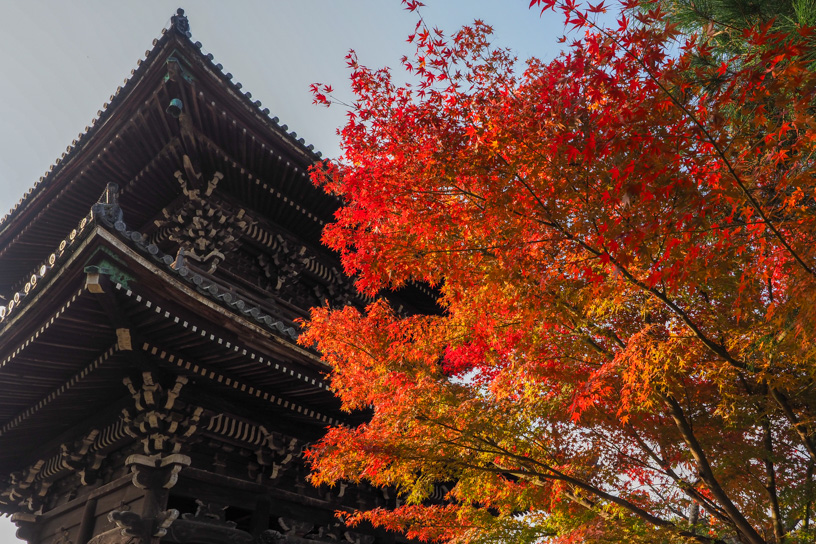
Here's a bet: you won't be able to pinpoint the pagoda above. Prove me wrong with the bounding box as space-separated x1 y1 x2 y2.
0 10 425 544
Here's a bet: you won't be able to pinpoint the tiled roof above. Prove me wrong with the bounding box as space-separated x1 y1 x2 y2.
0 184 300 344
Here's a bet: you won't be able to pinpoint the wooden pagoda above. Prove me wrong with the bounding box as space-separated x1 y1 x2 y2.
0 10 427 544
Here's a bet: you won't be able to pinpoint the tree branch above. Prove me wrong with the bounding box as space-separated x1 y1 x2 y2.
760 410 785 543
624 425 731 524
768 387 816 461
663 394 766 544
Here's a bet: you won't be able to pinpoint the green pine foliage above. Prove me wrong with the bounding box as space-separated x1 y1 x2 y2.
659 0 816 61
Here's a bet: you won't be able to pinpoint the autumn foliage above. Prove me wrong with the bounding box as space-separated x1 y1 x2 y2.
301 0 816 542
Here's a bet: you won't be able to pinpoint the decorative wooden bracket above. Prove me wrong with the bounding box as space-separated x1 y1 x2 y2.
152 157 249 273
122 372 205 456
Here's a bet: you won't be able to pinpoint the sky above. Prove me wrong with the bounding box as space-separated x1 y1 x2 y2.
0 1 610 541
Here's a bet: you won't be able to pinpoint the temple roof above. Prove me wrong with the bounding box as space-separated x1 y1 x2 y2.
0 9 338 298
0 8 365 483
0 198 355 477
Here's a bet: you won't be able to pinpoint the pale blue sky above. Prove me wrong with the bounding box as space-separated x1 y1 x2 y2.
0 1 608 540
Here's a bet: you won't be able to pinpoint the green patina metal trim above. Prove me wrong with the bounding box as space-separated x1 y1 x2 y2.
164 53 196 83
83 248 134 288
84 260 134 288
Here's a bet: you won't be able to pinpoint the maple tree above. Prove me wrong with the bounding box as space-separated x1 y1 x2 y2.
300 0 816 542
